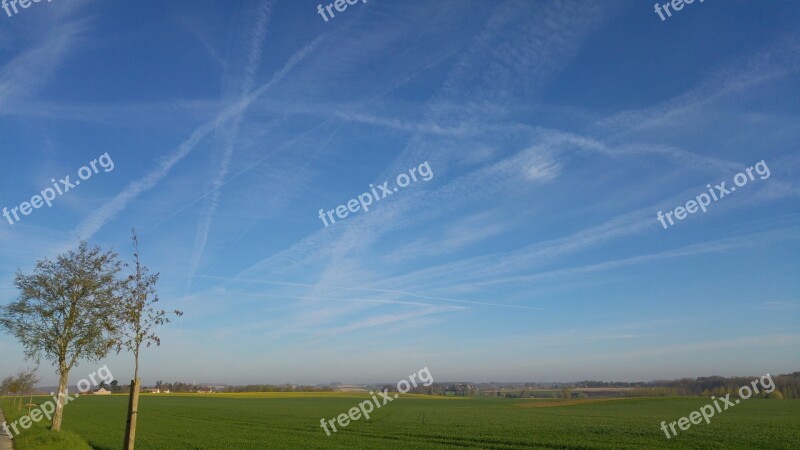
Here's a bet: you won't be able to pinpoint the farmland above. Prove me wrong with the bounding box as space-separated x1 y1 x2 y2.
3 394 799 449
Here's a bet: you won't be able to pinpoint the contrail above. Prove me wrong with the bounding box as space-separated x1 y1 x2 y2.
71 35 323 241
186 0 274 290
195 274 545 311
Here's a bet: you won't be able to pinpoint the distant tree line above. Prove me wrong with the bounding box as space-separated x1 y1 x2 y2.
222 384 333 393
575 372 800 399
390 373 800 399
140 382 334 393
72 373 800 399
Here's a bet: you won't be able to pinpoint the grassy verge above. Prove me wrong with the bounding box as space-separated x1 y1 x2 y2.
0 397 91 450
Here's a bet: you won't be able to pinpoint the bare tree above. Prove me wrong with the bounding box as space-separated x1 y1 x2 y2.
0 376 14 397
117 230 182 450
1 375 19 406
15 368 40 413
0 242 124 431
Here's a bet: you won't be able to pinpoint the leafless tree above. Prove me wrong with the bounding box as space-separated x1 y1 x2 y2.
116 230 182 450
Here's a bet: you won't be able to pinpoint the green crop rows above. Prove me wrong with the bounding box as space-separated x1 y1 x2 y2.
4 394 799 449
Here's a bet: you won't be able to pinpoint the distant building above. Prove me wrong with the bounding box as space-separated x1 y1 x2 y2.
333 384 368 393
143 388 161 394
94 388 111 395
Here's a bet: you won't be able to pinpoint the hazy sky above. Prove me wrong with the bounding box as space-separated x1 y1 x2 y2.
0 0 798 386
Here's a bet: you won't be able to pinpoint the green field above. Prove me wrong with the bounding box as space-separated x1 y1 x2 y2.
3 394 799 449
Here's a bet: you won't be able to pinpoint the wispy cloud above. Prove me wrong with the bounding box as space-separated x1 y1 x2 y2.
595 38 800 136
71 35 323 241
452 228 799 291
194 274 544 312
186 0 274 289
0 20 87 108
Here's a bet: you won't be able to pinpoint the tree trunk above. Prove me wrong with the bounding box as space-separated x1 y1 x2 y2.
123 378 140 450
51 370 69 431
27 392 32 415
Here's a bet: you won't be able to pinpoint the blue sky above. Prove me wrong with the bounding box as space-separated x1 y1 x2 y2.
0 0 798 386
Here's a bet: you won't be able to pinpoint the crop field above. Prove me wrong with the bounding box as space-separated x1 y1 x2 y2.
4 394 799 449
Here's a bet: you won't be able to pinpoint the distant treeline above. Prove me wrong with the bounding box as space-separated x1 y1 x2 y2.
138 372 800 398
575 372 800 399
221 384 333 393
147 381 334 393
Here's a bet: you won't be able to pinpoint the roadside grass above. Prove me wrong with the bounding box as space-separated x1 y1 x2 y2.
0 397 91 450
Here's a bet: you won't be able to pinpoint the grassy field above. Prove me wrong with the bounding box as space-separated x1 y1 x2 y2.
3 394 799 449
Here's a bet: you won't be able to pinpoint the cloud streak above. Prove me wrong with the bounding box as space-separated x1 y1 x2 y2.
186 0 274 289
72 34 323 241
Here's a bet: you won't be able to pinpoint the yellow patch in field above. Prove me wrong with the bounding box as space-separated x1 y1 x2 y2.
518 398 630 408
